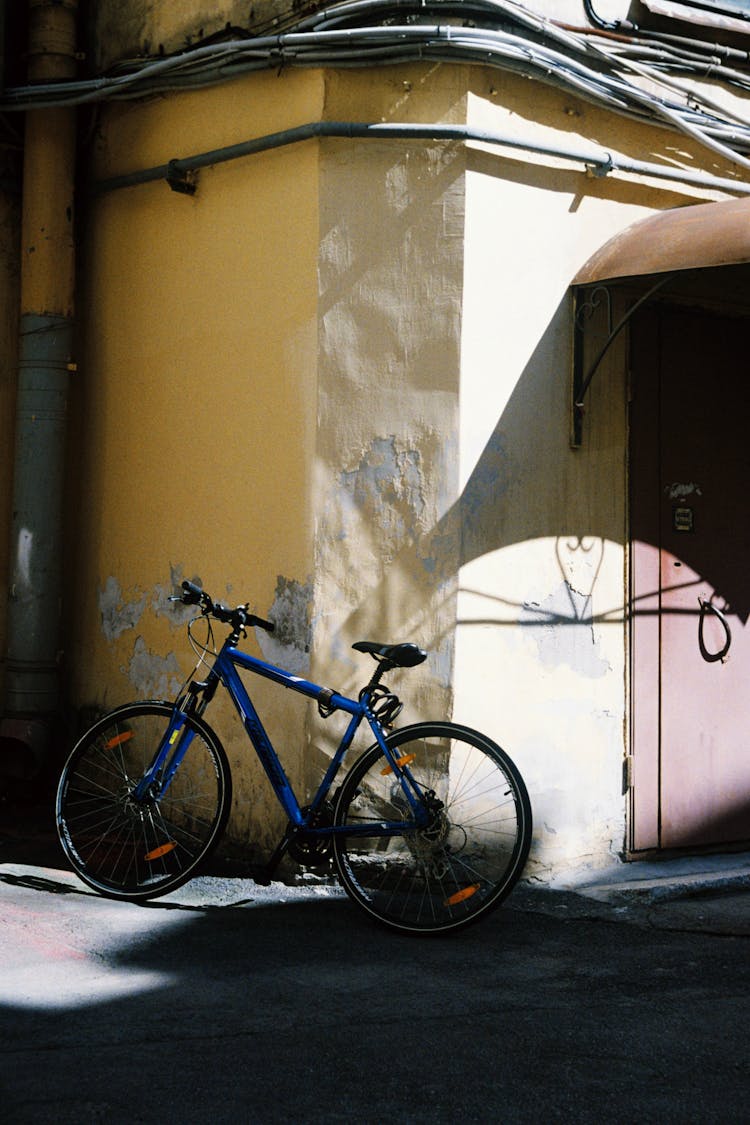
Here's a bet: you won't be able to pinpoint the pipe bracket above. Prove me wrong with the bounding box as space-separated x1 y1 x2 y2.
166 160 197 195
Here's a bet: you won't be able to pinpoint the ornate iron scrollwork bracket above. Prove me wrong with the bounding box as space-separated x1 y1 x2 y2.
571 274 673 448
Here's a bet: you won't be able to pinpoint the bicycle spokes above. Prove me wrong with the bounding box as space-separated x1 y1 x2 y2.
333 722 532 934
56 703 231 899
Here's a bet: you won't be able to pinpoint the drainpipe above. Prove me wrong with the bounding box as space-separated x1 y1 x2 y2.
1 0 77 775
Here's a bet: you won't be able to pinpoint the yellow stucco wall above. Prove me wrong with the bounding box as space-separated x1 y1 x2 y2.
69 58 470 855
67 58 469 857
69 69 323 849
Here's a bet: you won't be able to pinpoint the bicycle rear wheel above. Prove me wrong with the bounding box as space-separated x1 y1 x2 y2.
332 722 531 934
56 701 231 900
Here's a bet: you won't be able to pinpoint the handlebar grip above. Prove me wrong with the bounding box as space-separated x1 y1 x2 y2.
181 580 204 606
250 615 275 633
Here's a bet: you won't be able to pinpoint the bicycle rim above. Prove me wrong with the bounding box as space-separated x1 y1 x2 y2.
56 701 231 900
332 722 531 934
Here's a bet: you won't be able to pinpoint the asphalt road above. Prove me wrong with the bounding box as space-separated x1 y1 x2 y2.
1 863 749 1124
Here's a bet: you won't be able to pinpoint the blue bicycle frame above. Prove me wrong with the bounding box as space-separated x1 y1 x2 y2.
134 636 429 840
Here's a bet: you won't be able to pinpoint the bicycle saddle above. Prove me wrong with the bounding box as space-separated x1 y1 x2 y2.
352 641 427 668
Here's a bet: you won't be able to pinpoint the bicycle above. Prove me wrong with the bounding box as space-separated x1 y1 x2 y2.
56 580 532 934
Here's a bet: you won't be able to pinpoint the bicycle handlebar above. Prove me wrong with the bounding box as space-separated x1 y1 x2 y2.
177 580 275 634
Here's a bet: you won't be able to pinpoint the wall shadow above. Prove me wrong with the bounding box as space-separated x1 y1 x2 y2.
336 277 750 647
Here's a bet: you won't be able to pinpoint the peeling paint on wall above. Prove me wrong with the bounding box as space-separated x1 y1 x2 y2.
125 636 181 698
255 576 313 676
152 563 204 626
339 436 427 553
520 582 610 678
99 576 147 643
100 567 205 649
313 427 459 697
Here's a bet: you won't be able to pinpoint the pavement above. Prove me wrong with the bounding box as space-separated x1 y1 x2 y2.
550 851 750 936
3 788 750 1123
3 853 750 937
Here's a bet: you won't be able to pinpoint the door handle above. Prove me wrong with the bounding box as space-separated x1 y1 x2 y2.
697 598 732 663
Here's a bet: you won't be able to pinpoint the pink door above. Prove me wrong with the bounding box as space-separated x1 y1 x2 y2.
630 303 750 852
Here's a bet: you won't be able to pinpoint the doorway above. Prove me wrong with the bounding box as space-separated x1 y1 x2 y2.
629 302 750 852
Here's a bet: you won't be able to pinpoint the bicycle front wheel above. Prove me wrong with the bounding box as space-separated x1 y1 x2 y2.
56 701 231 900
332 722 531 934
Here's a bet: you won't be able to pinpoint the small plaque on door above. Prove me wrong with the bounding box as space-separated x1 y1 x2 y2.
673 506 694 532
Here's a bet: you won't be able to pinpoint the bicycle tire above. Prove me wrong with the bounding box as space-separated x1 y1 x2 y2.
332 721 532 934
56 701 232 901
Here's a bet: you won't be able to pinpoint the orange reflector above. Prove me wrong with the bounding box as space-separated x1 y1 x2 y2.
144 842 177 862
380 753 416 776
105 731 134 749
444 884 480 907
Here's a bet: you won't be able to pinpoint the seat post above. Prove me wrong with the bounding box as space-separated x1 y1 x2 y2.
364 658 394 694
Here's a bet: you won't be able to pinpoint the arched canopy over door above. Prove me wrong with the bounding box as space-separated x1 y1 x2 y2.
572 195 750 447
574 195 750 285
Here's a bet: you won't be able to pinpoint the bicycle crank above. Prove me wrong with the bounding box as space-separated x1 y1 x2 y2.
288 802 335 866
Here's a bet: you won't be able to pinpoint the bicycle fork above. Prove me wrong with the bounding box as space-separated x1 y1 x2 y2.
132 709 195 803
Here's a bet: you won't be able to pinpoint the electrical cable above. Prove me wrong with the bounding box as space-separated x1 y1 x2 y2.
2 0 750 178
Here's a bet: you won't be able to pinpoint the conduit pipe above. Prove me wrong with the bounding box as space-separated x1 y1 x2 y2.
2 0 77 772
93 119 750 198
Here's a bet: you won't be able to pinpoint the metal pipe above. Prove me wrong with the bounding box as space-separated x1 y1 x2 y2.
93 119 750 198
2 0 77 768
5 314 73 716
